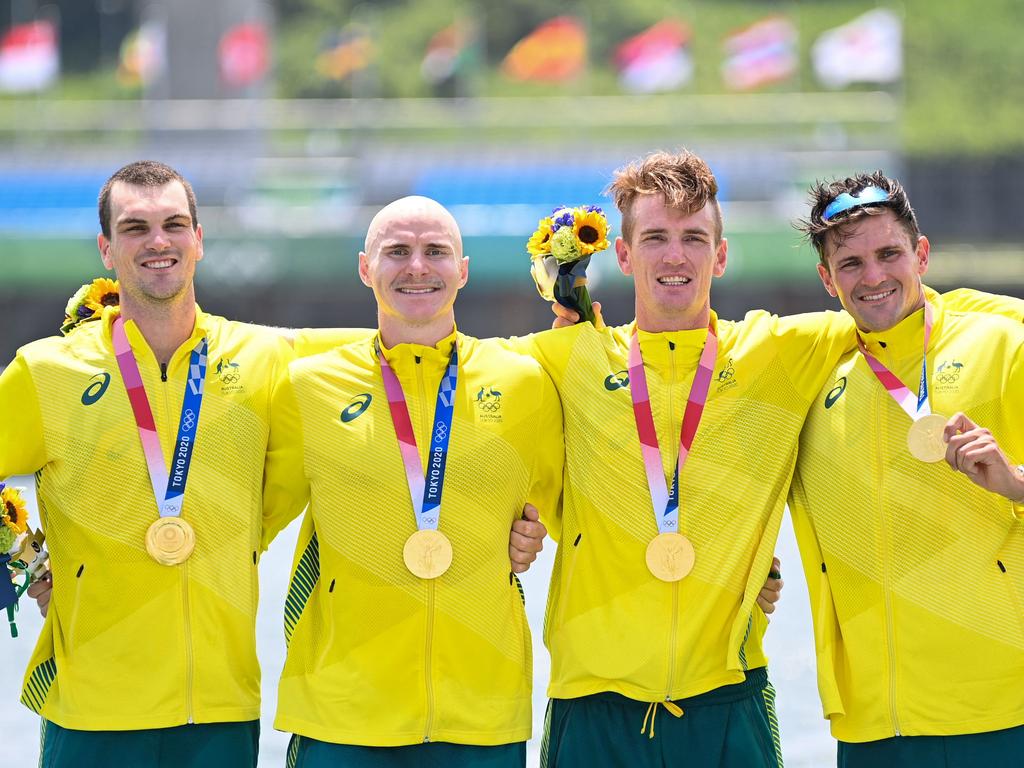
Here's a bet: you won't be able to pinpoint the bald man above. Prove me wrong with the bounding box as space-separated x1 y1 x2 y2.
261 197 565 768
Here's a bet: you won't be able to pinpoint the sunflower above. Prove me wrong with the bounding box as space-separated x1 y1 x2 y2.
0 486 28 535
572 207 610 256
61 278 120 335
527 217 555 256
85 277 120 308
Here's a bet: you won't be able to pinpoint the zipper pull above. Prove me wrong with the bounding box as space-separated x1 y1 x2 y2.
662 700 684 717
160 363 168 382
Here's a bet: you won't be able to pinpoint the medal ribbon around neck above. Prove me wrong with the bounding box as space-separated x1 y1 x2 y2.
856 298 934 421
112 316 209 518
628 321 718 534
376 338 459 531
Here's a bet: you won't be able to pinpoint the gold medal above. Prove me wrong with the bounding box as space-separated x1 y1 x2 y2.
645 532 695 582
907 413 949 463
403 529 453 579
146 518 196 566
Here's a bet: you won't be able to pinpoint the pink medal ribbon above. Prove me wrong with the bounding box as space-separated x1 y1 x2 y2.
628 321 718 534
856 298 934 421
112 316 209 518
856 298 947 462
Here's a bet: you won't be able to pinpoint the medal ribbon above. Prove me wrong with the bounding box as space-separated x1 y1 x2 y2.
376 338 459 531
112 317 209 518
628 322 718 534
856 298 934 421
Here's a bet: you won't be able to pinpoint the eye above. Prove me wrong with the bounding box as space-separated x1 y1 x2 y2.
642 233 665 242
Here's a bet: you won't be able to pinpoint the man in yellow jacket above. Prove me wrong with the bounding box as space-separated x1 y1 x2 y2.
0 161 293 766
260 196 564 767
5 169 550 767
530 151 1024 768
789 172 1024 766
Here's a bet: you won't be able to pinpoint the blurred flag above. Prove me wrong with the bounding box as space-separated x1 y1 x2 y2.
501 16 586 82
316 24 373 81
421 19 476 92
813 9 902 89
118 21 166 87
0 20 59 93
613 20 692 93
722 16 797 91
219 22 269 88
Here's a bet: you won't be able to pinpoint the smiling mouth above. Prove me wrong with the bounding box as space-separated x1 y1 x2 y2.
396 286 441 294
858 288 896 303
141 257 178 270
657 276 691 286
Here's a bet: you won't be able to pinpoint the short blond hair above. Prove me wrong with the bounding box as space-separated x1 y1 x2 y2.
608 150 722 243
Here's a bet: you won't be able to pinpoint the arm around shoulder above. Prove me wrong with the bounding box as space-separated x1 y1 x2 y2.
261 364 312 551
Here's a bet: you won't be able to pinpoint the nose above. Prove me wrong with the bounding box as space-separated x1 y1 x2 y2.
860 256 887 286
406 249 431 276
147 228 172 250
663 241 686 265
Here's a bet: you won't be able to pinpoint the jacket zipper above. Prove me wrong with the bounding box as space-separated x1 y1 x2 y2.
875 352 900 736
415 355 437 742
664 339 680 697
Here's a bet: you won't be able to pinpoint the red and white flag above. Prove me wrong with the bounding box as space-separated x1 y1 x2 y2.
614 20 692 93
0 20 59 93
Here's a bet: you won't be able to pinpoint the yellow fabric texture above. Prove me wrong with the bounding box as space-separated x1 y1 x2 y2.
0 307 293 730
262 331 564 746
507 309 858 702
789 288 1024 742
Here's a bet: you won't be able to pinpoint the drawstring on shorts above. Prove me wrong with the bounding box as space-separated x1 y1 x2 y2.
640 700 684 739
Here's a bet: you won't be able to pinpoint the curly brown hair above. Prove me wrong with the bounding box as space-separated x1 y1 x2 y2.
98 160 198 238
798 170 919 267
607 150 722 243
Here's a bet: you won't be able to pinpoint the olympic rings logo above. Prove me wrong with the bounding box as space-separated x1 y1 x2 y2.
477 402 501 412
182 410 197 430
434 422 449 443
221 373 240 384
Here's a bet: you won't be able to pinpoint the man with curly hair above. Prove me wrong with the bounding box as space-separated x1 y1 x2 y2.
788 171 1024 767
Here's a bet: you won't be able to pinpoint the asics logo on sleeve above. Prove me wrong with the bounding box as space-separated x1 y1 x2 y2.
82 372 111 405
604 370 630 391
824 377 847 409
340 393 373 423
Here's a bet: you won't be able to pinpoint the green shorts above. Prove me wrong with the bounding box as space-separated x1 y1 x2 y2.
541 667 783 768
39 719 259 768
838 723 1024 768
285 736 526 768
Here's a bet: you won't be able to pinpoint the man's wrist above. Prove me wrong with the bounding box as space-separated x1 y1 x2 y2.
1013 465 1024 514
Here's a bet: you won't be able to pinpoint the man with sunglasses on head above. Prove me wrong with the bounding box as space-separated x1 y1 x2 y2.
789 172 1024 767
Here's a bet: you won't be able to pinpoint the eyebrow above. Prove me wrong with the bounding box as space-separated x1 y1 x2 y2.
380 239 453 250
117 214 192 227
638 226 710 237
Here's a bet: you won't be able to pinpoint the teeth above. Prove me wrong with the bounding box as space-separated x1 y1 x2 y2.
861 289 895 302
658 277 690 285
397 287 438 294
144 259 174 269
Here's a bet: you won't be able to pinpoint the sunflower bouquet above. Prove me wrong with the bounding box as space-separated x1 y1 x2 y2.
61 278 120 335
528 205 610 325
1 483 47 638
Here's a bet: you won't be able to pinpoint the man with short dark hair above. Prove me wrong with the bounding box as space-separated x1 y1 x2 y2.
0 160 292 766
789 171 1024 767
